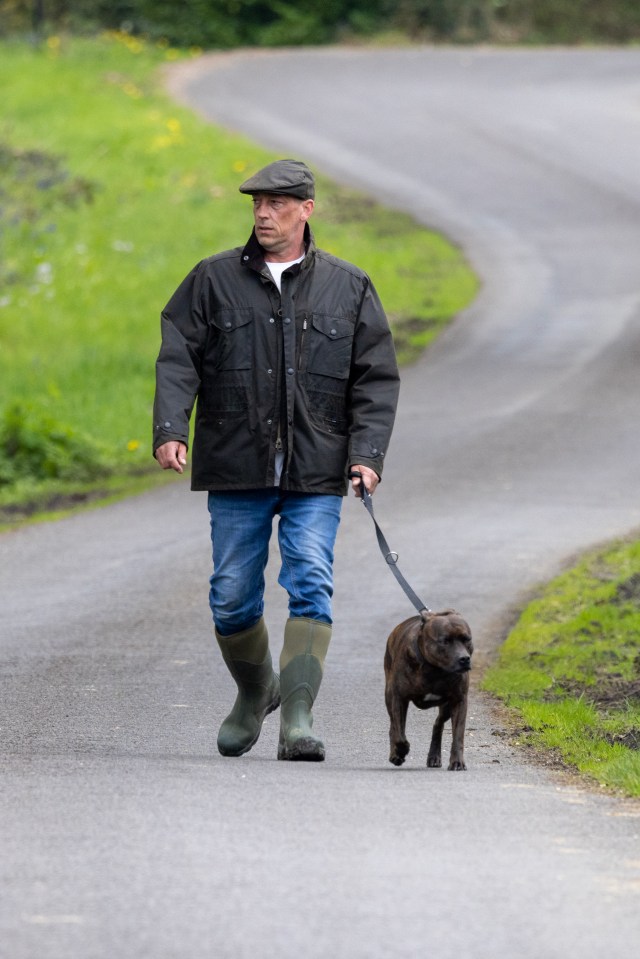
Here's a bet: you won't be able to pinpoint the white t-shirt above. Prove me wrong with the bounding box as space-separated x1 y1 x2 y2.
266 255 305 482
266 255 304 293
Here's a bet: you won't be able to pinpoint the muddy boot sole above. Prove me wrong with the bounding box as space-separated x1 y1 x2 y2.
277 734 325 762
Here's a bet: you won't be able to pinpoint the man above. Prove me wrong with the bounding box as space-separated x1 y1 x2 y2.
153 159 399 762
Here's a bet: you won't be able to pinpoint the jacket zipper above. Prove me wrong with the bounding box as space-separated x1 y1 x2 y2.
275 306 284 460
298 313 308 370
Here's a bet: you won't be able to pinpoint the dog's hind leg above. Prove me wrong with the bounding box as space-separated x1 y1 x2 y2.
385 687 410 766
448 697 468 771
427 703 451 768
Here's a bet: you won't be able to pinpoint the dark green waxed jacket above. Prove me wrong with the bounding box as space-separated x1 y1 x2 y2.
153 226 400 495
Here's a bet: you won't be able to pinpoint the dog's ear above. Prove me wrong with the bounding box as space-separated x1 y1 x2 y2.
404 613 431 666
417 610 437 652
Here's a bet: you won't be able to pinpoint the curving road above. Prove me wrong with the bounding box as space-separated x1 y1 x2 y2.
2 47 640 958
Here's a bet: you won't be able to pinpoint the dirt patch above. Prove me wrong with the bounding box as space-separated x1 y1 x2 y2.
0 490 104 522
588 678 640 708
548 676 640 709
390 314 442 362
605 728 640 751
615 572 640 605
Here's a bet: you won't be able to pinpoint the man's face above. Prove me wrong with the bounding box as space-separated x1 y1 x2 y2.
251 193 314 261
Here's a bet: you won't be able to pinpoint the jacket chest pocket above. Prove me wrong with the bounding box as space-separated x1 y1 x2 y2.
306 313 354 380
211 309 253 371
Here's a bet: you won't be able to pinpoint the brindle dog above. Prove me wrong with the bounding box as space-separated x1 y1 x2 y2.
384 609 473 770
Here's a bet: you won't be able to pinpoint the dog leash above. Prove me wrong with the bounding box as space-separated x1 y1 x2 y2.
349 470 430 614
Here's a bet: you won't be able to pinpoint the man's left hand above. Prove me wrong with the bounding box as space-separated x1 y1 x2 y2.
350 465 379 498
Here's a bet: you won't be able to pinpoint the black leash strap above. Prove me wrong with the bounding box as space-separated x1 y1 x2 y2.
349 470 430 614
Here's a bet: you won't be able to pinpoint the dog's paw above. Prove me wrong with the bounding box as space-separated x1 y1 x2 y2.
427 754 442 768
448 759 467 771
389 740 410 766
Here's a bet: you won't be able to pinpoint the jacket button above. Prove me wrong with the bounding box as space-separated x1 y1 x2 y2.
267 419 272 425
287 368 294 375
284 317 291 324
267 369 273 374
164 421 171 428
330 329 337 336
243 255 249 261
225 321 232 329
269 317 275 324
371 448 378 455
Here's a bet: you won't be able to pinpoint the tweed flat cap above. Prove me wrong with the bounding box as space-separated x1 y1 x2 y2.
238 159 315 199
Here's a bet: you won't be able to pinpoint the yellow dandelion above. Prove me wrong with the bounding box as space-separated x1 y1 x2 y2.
126 440 140 452
167 118 181 133
151 134 173 150
165 48 180 61
233 160 248 173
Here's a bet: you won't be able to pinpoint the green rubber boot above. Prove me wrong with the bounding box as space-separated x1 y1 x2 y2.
216 618 280 757
278 617 332 762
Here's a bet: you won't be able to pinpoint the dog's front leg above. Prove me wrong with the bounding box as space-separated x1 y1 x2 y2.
385 687 410 766
427 704 450 767
448 697 468 771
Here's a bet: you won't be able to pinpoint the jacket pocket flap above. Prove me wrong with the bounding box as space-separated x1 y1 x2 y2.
311 314 353 340
212 308 254 332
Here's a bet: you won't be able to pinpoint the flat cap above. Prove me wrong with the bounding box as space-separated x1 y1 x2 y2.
239 159 315 200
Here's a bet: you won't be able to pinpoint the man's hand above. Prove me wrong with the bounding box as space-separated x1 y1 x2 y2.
350 464 379 498
155 441 188 474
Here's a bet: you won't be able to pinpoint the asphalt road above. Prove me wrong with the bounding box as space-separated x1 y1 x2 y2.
2 47 640 959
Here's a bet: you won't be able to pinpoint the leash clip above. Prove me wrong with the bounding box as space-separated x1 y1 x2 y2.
385 551 399 565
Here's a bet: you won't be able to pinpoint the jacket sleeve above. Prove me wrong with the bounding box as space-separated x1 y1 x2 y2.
152 261 208 455
347 276 400 479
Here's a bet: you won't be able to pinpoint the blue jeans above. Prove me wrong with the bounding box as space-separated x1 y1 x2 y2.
208 490 343 636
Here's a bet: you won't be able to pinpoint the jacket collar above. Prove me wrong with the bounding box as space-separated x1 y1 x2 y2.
241 224 315 275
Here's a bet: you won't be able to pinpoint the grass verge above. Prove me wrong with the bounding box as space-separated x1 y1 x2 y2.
0 31 477 527
482 537 640 797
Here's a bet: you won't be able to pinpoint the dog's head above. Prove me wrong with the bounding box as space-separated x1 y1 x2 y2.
418 609 473 673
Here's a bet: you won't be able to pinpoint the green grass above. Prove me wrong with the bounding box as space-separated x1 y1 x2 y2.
0 31 477 523
483 538 640 796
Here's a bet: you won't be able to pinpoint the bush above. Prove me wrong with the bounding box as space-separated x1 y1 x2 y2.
0 0 389 46
0 402 112 487
3 0 640 45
